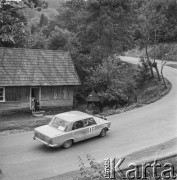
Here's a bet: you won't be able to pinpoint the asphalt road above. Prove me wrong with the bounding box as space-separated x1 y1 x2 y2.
0 57 177 180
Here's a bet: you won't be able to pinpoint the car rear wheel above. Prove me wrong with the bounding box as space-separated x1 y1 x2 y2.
62 140 73 149
99 128 107 137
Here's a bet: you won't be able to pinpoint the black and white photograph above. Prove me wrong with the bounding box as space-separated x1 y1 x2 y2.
0 0 177 179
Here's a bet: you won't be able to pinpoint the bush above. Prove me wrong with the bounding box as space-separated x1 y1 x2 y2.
74 155 105 180
135 57 152 87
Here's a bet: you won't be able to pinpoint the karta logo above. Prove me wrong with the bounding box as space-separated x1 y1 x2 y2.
104 158 176 179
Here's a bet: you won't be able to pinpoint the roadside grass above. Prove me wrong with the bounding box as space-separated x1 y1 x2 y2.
0 118 51 133
0 107 71 134
167 64 177 69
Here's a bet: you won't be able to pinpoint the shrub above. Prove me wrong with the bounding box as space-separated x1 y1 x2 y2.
136 57 152 87
98 88 128 109
74 155 105 180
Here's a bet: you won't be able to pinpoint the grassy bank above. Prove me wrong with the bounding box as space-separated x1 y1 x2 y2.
0 117 51 134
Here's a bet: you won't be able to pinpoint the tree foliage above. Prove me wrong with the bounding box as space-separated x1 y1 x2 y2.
39 13 48 27
0 0 47 47
133 0 169 81
136 57 152 87
55 0 135 82
158 0 177 43
85 57 133 107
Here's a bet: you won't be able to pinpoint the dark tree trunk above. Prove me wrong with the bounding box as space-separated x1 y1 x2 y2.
161 72 167 88
152 30 161 81
161 61 167 88
152 62 161 81
145 45 154 78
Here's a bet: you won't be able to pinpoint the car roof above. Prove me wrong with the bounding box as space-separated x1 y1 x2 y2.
54 111 92 123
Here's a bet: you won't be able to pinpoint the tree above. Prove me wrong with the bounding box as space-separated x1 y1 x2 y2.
136 57 152 87
56 0 135 83
158 0 177 43
27 31 47 49
159 43 176 88
39 13 48 27
161 59 167 88
135 0 167 80
85 57 130 107
85 0 135 58
0 0 46 47
47 27 72 50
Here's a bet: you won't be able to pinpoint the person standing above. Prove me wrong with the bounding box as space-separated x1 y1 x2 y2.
31 97 35 112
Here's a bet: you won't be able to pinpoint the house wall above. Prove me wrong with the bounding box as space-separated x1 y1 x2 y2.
0 86 74 111
6 86 30 101
40 86 73 108
0 87 30 111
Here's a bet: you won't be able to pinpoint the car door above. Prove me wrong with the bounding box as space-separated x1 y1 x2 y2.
84 118 98 139
71 120 87 142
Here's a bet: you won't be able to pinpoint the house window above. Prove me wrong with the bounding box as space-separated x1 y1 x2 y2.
0 87 5 102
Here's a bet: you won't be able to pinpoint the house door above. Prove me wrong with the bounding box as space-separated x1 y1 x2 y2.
31 87 39 100
30 87 40 110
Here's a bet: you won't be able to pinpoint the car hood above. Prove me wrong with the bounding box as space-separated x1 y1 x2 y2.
34 125 65 138
94 117 107 124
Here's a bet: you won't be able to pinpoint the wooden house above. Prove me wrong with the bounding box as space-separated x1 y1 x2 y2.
0 47 80 111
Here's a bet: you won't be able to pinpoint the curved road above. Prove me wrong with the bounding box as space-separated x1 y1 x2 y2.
0 57 177 180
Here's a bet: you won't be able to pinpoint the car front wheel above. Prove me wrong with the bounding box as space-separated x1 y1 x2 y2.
62 140 73 149
99 128 107 137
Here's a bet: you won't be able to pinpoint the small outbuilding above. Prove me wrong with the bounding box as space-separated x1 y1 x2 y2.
86 90 100 102
0 47 80 111
86 90 100 112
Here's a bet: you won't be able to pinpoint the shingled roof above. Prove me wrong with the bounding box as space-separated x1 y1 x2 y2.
0 47 80 86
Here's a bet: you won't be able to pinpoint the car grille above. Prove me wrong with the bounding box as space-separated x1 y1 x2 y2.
36 133 45 142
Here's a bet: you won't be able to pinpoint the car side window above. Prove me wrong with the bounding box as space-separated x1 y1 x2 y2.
84 118 96 126
83 119 88 126
72 120 84 130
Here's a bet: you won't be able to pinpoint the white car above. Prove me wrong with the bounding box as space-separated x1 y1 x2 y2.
33 111 111 148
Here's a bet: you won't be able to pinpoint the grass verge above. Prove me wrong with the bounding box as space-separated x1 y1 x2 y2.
0 117 51 134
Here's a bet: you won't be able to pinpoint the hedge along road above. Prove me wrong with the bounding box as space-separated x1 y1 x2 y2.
0 56 177 180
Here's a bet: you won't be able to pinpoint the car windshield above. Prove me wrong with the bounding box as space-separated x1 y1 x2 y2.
49 116 68 131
